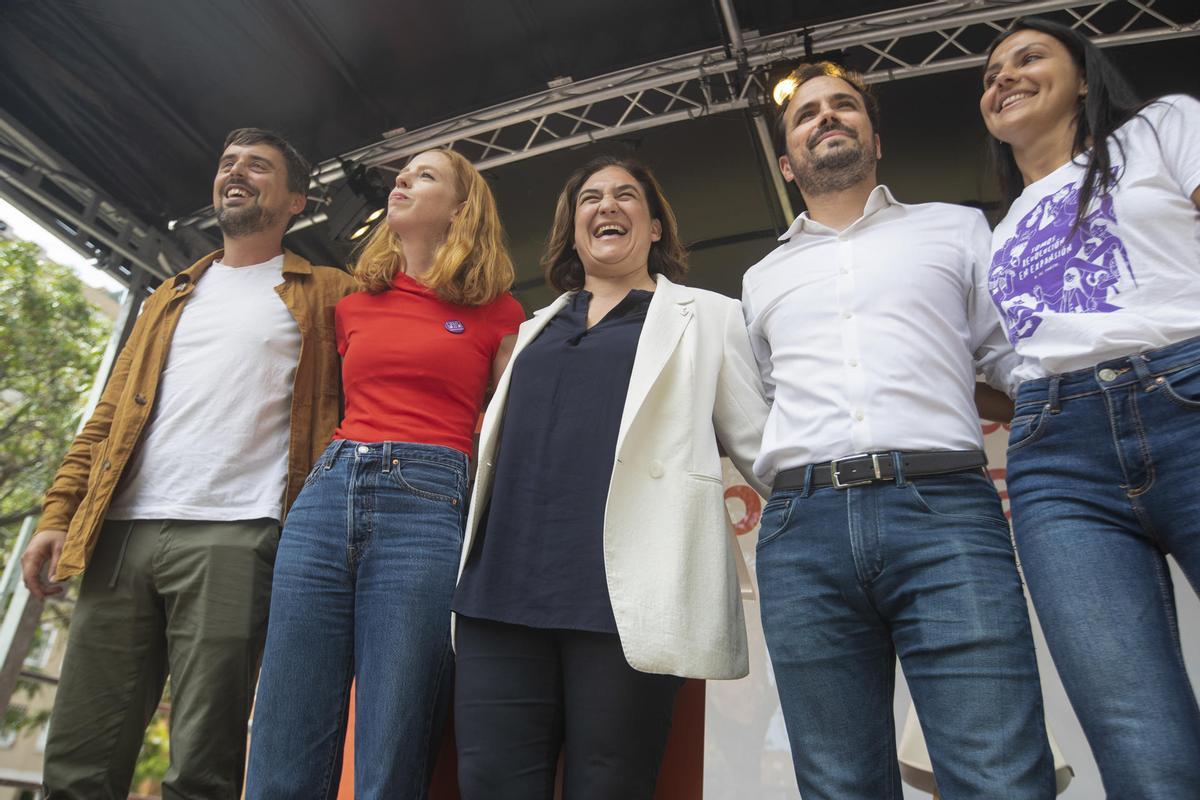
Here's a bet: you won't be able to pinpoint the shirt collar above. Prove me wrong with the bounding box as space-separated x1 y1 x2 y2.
778 184 900 241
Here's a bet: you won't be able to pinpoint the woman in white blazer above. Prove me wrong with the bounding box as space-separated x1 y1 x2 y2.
451 155 769 800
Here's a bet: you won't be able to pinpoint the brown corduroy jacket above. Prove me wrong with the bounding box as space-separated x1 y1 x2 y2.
38 249 356 580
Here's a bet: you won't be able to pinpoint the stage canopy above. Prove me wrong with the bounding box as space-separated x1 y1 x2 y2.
1 0 1197 291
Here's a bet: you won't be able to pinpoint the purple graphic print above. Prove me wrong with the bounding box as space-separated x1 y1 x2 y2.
989 176 1135 344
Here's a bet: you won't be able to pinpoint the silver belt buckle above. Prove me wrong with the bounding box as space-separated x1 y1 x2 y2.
830 452 884 489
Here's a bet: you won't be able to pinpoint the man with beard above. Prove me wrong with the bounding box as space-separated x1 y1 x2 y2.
741 63 1054 799
20 128 355 799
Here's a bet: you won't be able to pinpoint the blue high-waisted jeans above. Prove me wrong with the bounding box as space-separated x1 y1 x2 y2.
245 440 467 800
1007 334 1200 798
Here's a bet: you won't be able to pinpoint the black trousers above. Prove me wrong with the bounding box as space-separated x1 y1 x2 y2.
454 616 684 800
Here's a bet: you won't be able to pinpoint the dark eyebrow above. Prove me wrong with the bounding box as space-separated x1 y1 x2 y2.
791 92 860 124
985 42 1043 74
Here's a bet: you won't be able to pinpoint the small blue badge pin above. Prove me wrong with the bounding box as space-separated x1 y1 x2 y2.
444 320 465 334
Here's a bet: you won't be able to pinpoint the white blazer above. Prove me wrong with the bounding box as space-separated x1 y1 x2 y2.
457 274 769 679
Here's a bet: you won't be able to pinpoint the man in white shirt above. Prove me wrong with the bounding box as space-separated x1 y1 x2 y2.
20 129 354 799
742 62 1054 799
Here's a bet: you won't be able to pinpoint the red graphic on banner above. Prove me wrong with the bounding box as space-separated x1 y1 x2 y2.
724 485 762 536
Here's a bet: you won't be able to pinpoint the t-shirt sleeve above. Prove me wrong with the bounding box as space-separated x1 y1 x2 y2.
490 293 527 351
1147 95 1200 198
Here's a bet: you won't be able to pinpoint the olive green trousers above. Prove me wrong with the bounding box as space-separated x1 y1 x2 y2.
43 518 278 800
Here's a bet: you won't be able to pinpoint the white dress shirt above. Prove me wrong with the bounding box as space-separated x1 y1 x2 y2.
742 185 1019 484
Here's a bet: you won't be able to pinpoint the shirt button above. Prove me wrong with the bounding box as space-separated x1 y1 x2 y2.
648 460 664 479
839 268 849 275
357 445 369 454
854 410 865 421
1098 368 1118 382
134 393 147 405
842 311 853 320
847 359 858 367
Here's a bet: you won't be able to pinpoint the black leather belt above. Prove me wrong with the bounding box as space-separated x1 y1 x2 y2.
773 450 987 492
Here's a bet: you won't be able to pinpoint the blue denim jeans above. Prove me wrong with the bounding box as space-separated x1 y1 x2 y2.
245 441 467 800
1007 334 1200 798
756 465 1054 800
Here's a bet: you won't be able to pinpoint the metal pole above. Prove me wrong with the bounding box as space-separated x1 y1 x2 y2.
718 0 796 226
0 517 45 713
0 277 145 714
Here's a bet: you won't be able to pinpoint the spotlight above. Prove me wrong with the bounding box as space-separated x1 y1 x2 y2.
773 75 799 106
326 161 391 243
764 48 852 107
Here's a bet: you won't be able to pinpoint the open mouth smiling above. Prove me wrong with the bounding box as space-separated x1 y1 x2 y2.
998 91 1036 112
593 223 628 238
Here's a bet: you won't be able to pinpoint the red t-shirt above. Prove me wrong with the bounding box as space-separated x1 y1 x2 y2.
333 272 525 454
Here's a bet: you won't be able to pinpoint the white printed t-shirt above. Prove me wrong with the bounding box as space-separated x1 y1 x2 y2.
988 94 1200 383
107 256 301 522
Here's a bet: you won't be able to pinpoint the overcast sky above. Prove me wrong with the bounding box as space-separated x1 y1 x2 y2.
0 195 125 293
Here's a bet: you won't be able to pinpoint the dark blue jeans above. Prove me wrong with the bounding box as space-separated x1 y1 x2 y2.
245 441 467 800
756 466 1054 800
1007 334 1200 798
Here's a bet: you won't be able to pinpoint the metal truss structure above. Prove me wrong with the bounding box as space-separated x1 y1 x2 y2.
169 0 1200 235
0 111 188 288
316 0 1199 177
7 1 1195 263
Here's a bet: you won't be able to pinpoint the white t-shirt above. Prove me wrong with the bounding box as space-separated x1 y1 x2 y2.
107 256 302 522
988 94 1200 383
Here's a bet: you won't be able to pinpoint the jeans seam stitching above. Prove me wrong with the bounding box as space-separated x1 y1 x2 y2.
1125 388 1157 497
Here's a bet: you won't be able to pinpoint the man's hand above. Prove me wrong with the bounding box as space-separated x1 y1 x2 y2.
21 529 68 598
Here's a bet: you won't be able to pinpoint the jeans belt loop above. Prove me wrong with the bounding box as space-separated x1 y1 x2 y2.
325 439 344 469
891 450 906 487
801 464 815 498
1047 376 1062 414
1129 351 1155 389
382 441 393 473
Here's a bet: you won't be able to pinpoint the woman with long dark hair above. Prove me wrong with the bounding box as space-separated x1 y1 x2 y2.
450 154 769 799
980 17 1200 796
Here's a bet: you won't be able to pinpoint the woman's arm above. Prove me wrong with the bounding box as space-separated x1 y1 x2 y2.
974 381 1015 423
491 333 517 388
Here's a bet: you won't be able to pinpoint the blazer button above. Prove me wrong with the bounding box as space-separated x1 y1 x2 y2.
134 393 147 405
102 460 112 470
648 460 664 479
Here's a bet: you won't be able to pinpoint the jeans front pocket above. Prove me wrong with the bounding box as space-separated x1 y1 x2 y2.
757 492 797 550
1160 359 1200 409
906 472 1010 529
389 458 464 505
1008 404 1049 452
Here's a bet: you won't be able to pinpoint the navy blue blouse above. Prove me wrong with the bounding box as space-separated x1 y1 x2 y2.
453 288 652 633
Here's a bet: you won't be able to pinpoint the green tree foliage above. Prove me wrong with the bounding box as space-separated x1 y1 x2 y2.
0 241 110 541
